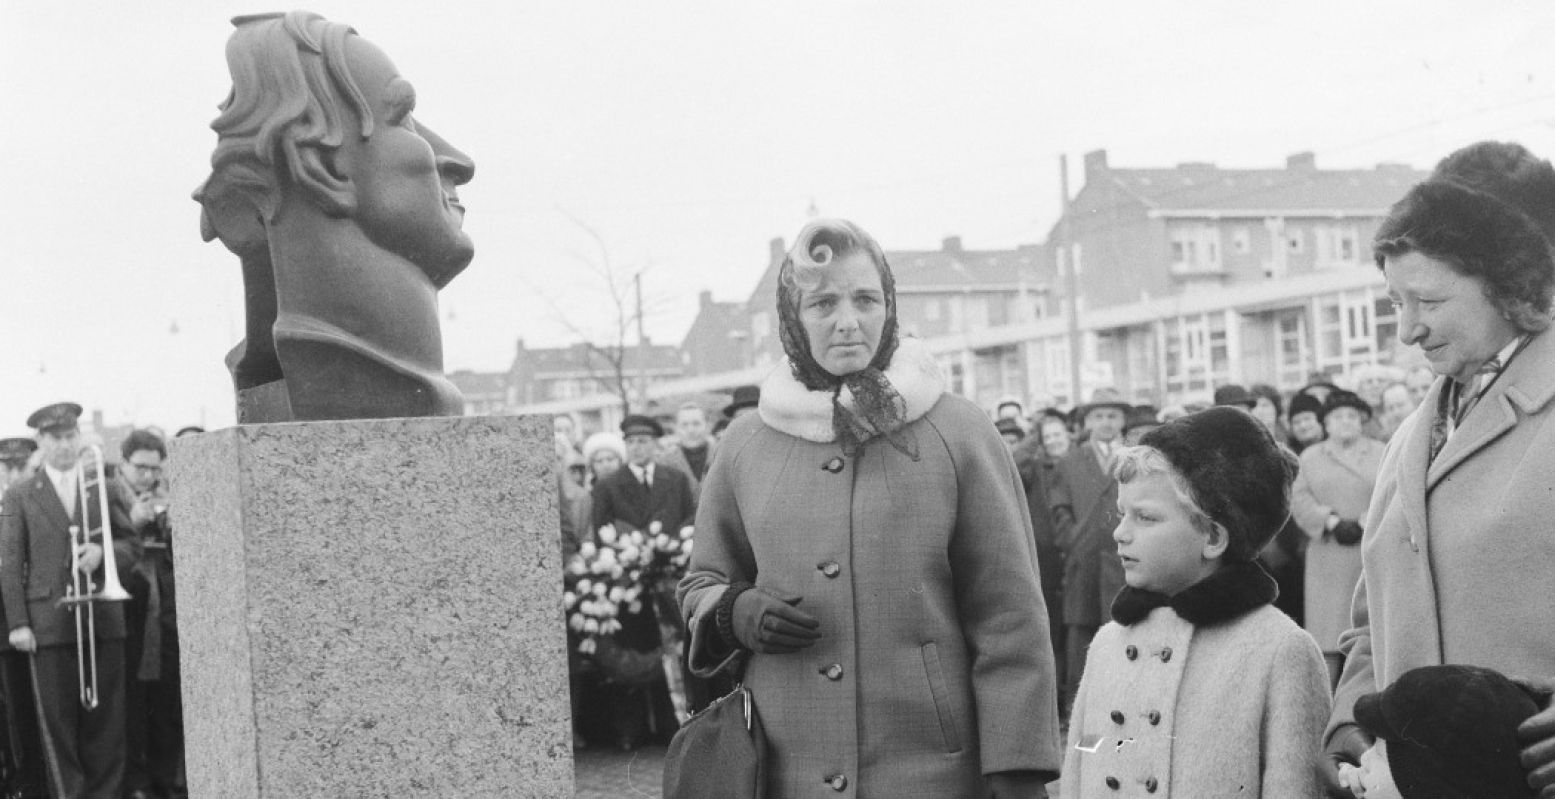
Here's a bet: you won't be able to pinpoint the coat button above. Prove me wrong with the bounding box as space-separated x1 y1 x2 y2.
1145 776 1159 793
821 663 844 680
818 561 841 578
822 457 845 473
1110 710 1125 724
1125 645 1138 660
1160 647 1173 663
1104 776 1120 790
1147 710 1161 726
825 773 848 791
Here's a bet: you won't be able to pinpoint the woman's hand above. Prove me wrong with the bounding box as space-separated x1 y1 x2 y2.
988 770 1049 798
732 587 821 654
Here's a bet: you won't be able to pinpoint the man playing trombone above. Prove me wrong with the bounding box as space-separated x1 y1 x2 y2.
0 403 133 799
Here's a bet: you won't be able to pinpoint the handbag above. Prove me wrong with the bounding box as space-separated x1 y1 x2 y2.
662 683 768 799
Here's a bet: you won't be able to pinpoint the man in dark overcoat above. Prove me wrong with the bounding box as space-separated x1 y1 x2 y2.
1 403 134 799
0 436 46 799
1047 389 1129 714
587 414 697 746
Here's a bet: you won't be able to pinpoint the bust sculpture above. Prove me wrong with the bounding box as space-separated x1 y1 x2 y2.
194 11 475 422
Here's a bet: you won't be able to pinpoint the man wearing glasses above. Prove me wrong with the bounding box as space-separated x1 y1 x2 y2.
114 430 183 799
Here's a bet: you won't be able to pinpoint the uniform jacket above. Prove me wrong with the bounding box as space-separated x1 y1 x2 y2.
1062 563 1330 798
1 470 134 646
678 339 1061 798
1048 442 1124 627
656 439 716 499
1289 437 1384 651
1332 326 1555 739
589 459 695 537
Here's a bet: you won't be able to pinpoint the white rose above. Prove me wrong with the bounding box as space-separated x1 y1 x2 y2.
579 542 597 559
609 586 625 603
679 526 694 540
598 525 618 544
648 521 663 535
568 613 585 631
583 618 600 634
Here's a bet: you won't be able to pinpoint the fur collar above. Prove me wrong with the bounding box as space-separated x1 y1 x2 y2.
758 338 946 443
1110 560 1278 627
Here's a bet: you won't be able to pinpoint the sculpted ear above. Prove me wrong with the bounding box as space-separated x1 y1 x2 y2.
283 139 355 218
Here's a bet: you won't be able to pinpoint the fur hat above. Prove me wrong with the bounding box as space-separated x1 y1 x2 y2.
1139 406 1299 562
1287 392 1324 422
1433 141 1555 245
1320 389 1372 422
581 432 626 465
1356 664 1539 798
1212 384 1257 409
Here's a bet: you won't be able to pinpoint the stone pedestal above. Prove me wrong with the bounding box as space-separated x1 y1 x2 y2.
167 416 573 797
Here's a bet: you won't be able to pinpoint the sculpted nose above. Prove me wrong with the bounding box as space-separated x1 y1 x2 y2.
420 123 475 186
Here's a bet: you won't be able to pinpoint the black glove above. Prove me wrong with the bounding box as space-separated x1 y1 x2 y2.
732 587 821 654
1331 519 1364 546
1319 723 1372 797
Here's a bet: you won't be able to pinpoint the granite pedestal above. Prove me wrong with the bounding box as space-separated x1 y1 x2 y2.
167 416 573 797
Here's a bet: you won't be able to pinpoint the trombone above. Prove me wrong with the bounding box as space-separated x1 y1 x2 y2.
57 444 131 710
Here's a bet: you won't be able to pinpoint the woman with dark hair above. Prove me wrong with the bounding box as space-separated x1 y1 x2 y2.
1321 141 1555 795
678 219 1061 797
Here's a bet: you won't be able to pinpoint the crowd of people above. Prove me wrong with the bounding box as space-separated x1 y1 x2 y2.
568 143 1555 799
0 406 193 799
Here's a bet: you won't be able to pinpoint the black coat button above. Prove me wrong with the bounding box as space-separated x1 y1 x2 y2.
1105 776 1120 790
1125 645 1138 660
1145 776 1159 792
822 457 845 473
825 773 848 791
1160 647 1173 663
1110 710 1125 724
1147 710 1161 726
818 561 841 578
821 663 844 680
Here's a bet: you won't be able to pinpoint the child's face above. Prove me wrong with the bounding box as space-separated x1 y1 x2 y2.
1352 740 1402 799
1113 473 1219 596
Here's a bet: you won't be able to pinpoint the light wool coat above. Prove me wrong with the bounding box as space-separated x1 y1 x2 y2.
678 340 1061 798
1289 437 1385 651
1332 327 1555 738
1063 603 1330 798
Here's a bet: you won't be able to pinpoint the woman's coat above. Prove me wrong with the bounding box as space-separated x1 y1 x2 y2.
1331 326 1555 738
679 341 1061 798
1289 437 1385 651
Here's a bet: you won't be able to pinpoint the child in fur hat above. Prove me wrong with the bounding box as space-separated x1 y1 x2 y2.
1061 406 1331 798
1338 664 1539 799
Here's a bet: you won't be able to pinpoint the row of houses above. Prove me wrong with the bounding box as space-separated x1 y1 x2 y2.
449 149 1431 431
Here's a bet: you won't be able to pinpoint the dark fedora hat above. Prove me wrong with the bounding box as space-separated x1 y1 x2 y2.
722 385 761 419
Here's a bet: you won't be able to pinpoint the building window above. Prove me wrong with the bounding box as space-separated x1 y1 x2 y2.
1232 228 1250 255
1162 313 1228 401
1276 311 1309 389
1170 225 1223 273
1314 224 1361 269
1287 229 1304 253
1314 289 1384 375
924 299 941 321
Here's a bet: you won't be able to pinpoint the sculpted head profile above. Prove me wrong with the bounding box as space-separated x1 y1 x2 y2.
195 11 476 421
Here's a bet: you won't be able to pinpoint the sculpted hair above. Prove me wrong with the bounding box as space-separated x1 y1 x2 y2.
776 218 900 390
193 11 375 254
1111 445 1216 536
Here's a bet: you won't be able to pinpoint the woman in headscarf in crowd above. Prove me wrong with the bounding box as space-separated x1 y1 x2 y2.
1247 383 1289 443
678 219 1061 797
1290 389 1385 683
1320 141 1555 795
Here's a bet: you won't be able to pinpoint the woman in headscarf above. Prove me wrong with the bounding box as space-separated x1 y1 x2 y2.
1320 141 1555 795
678 219 1061 797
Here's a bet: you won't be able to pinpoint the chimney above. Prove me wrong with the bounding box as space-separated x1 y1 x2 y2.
699 289 712 309
942 236 963 253
1287 151 1317 171
514 337 525 353
1084 149 1109 182
769 237 786 266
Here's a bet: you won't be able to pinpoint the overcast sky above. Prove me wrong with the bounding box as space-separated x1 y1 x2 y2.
3 1 1553 432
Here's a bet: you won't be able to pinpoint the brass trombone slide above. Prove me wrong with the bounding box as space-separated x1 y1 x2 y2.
57 444 131 710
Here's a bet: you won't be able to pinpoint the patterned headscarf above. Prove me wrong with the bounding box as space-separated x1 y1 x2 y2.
776 219 915 459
